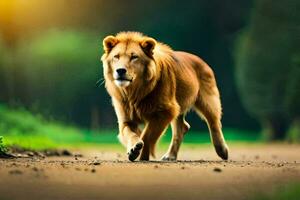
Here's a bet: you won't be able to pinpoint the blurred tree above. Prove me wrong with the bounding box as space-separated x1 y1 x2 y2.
285 55 300 142
13 30 109 128
235 0 300 140
0 0 19 103
0 39 12 103
0 39 7 101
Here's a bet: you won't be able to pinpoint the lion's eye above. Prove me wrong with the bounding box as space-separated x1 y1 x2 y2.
113 54 120 59
130 55 139 61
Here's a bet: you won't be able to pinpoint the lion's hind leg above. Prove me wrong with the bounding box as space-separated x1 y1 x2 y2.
140 111 175 161
194 87 229 160
161 114 190 161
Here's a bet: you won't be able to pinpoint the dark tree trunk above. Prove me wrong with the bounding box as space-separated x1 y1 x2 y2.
90 105 100 130
287 118 300 142
262 117 289 141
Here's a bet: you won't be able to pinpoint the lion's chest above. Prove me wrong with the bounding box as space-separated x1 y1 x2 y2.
123 100 156 123
122 102 142 123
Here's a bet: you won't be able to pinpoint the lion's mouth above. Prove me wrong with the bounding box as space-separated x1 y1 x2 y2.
116 78 132 82
114 77 133 87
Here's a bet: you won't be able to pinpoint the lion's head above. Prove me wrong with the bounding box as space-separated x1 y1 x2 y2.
101 32 158 89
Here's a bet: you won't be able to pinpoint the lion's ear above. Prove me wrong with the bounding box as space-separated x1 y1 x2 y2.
140 38 156 57
103 35 118 53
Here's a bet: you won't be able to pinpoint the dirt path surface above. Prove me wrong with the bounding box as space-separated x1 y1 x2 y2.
0 144 300 200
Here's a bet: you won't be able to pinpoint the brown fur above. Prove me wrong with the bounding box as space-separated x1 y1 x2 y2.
101 32 229 161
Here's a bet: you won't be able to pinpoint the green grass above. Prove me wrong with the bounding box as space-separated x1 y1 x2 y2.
0 104 260 150
0 136 7 153
162 127 260 143
0 104 118 149
256 182 300 200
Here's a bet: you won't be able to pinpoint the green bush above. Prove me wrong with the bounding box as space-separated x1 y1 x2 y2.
0 104 82 139
0 104 119 149
0 136 7 153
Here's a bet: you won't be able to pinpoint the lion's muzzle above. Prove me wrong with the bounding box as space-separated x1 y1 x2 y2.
113 67 132 87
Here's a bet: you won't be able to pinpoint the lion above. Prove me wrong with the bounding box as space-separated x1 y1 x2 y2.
101 32 229 161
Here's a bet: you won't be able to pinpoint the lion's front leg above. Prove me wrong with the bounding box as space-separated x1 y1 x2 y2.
118 123 143 162
112 98 144 162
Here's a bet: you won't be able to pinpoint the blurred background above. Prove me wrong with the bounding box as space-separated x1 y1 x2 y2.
0 0 299 149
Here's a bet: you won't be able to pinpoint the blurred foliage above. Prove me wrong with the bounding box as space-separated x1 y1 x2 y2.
0 30 112 127
17 30 101 118
235 0 300 140
0 136 7 153
284 55 300 119
0 104 81 137
0 38 10 101
0 0 258 131
287 119 300 143
285 55 300 142
0 104 118 149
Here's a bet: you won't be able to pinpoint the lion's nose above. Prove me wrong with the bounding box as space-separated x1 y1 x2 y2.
116 68 127 76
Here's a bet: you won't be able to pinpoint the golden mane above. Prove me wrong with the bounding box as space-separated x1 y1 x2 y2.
115 31 174 59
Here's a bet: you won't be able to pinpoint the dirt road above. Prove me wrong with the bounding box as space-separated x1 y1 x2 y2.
0 144 299 200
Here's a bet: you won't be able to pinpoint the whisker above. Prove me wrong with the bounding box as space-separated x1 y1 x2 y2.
96 78 105 87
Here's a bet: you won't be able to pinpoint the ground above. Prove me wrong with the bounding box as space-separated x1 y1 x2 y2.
0 143 299 200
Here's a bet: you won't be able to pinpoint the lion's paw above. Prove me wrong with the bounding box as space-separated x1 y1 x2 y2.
214 144 229 160
128 141 144 162
161 154 177 161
